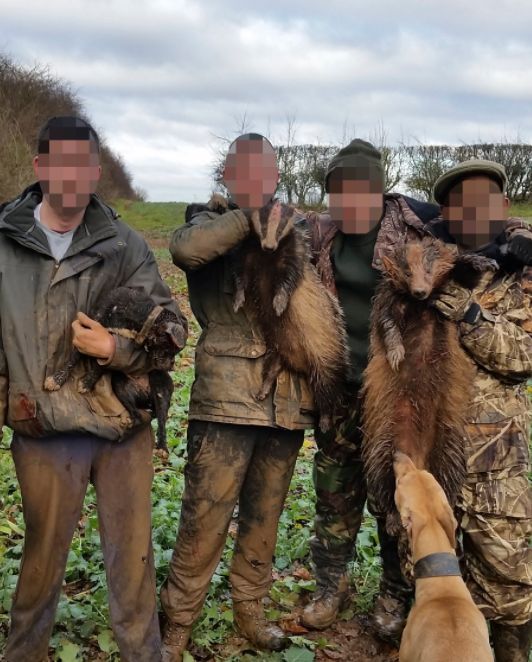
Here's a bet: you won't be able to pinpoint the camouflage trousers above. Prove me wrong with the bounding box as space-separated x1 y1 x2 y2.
457 417 532 626
311 398 412 599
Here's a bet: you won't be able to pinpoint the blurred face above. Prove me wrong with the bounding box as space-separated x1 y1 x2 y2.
328 165 384 234
223 135 279 209
33 139 101 214
442 176 508 250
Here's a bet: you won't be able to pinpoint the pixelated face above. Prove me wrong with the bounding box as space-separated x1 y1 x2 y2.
328 165 384 233
34 139 101 214
223 135 279 209
442 176 508 250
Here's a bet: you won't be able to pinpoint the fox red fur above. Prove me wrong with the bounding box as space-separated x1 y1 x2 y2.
231 199 349 431
362 235 496 532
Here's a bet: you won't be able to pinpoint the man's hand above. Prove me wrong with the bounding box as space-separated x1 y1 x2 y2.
431 282 475 322
72 312 115 360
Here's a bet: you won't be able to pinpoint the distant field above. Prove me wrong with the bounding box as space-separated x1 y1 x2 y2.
112 200 187 241
509 202 532 220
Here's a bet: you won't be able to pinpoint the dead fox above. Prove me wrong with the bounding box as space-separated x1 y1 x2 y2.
231 199 349 432
362 235 497 531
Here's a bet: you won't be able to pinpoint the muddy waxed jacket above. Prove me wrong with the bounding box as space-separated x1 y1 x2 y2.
0 183 186 441
169 202 315 430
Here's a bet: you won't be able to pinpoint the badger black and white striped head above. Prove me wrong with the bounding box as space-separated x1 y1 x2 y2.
250 200 295 252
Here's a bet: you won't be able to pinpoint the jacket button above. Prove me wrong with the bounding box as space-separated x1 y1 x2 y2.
251 350 257 356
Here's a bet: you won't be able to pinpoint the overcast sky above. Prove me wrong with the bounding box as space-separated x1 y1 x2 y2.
2 0 531 201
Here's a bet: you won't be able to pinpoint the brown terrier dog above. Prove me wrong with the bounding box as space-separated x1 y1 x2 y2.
394 451 492 662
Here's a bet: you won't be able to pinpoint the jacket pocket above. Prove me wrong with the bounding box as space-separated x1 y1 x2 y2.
83 374 130 420
202 335 267 359
7 391 45 437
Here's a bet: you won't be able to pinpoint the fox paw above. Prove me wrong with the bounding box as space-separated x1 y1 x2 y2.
386 345 405 371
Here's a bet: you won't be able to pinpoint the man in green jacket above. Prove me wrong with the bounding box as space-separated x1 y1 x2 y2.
160 134 314 660
1 116 187 662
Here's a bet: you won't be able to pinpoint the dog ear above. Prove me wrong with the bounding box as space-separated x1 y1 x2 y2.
439 503 458 550
164 322 186 351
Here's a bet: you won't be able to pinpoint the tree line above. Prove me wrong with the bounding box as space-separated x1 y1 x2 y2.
213 120 532 207
0 54 142 203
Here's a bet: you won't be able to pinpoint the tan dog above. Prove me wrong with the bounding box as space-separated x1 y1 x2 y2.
394 452 492 662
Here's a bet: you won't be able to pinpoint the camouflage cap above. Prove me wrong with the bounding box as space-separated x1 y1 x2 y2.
325 139 383 193
433 159 508 205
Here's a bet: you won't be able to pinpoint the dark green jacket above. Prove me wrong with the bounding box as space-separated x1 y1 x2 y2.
0 183 185 441
170 205 314 430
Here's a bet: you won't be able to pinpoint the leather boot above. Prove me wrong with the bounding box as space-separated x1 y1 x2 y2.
491 620 532 662
161 621 192 662
233 599 288 651
301 573 350 630
369 591 411 645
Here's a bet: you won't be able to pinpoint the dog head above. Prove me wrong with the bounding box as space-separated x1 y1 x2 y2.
393 451 457 551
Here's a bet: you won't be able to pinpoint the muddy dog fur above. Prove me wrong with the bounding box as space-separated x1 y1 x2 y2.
229 197 349 432
362 235 497 535
44 286 185 451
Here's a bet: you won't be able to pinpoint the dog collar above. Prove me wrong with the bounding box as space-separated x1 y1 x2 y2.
135 305 164 346
414 553 462 579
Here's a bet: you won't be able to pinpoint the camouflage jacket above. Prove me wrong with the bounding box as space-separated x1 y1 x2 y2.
306 201 532 487
0 183 186 441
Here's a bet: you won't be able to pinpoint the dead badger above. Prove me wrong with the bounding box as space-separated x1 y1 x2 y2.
44 286 186 451
362 234 497 533
230 197 349 431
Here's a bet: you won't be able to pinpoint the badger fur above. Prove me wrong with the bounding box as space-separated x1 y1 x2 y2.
231 198 349 432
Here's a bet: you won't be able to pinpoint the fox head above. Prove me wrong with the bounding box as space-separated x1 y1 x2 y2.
250 200 295 252
381 235 457 300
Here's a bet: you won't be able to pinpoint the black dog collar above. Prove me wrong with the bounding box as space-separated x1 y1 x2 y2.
414 553 462 579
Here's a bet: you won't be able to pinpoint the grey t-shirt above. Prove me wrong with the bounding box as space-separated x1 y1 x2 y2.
34 203 76 261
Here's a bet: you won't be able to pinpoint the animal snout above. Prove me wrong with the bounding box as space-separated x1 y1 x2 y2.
412 288 429 300
261 243 277 253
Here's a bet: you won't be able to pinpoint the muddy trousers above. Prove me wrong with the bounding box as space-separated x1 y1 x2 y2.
310 405 411 600
160 421 304 627
5 427 161 662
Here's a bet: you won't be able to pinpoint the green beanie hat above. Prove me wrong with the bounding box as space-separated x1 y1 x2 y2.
433 159 508 205
325 139 383 193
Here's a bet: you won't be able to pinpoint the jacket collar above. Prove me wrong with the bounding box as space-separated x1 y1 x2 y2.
0 182 118 259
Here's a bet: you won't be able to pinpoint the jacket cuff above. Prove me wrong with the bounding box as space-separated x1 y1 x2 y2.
97 334 150 374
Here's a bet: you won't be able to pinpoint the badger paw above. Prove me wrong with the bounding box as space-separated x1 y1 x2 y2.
460 253 498 272
386 345 405 371
233 289 246 313
273 290 289 316
43 376 61 391
318 414 332 433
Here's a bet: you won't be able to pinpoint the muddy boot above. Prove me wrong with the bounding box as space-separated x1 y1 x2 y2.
233 599 288 651
301 537 353 630
301 573 350 630
491 621 532 662
369 517 413 644
161 622 192 662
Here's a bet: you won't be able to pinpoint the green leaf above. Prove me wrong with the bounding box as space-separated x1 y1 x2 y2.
97 628 117 653
283 646 314 662
183 652 195 662
56 640 82 662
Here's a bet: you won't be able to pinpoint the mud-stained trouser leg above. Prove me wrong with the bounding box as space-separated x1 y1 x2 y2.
5 435 92 662
5 428 161 662
230 427 303 602
161 421 256 627
92 426 161 662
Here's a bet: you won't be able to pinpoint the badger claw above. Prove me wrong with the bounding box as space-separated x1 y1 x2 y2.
387 345 405 371
44 376 61 391
273 291 289 316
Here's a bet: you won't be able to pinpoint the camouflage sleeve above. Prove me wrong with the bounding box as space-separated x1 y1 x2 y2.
504 217 532 265
458 268 532 380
